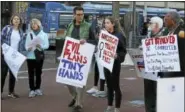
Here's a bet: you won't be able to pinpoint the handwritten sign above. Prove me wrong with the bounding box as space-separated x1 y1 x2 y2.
2 43 27 80
97 30 118 72
142 35 180 72
157 77 184 112
56 37 95 88
128 49 158 81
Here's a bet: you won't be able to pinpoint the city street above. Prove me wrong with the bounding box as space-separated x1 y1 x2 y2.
1 1 184 112
1 52 145 112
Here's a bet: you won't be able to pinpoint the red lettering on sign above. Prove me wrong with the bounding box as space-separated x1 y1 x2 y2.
63 40 87 64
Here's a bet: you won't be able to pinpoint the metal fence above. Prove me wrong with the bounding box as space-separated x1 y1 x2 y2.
129 35 146 48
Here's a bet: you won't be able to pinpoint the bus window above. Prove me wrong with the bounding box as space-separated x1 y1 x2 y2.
30 12 43 22
48 13 58 31
59 14 73 29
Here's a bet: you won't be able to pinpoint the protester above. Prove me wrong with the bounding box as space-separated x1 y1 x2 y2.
102 16 126 112
86 16 107 98
25 18 49 98
64 6 95 112
143 16 164 112
86 62 107 98
160 11 185 78
1 13 26 98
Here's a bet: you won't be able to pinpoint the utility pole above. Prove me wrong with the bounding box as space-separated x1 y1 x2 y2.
165 2 169 8
112 1 120 19
144 2 147 22
132 1 136 48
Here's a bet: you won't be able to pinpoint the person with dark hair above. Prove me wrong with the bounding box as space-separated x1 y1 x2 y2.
86 16 107 98
1 13 26 98
64 6 95 112
141 22 149 35
73 6 84 14
161 11 185 78
102 16 127 112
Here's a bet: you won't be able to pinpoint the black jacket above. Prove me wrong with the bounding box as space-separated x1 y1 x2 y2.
110 31 127 63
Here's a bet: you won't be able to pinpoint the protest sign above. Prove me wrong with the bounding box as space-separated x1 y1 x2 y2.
95 53 105 80
157 77 184 112
97 30 118 72
56 37 95 88
2 43 27 79
142 35 180 72
128 48 158 81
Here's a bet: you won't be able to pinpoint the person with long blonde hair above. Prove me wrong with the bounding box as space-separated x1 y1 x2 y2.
25 18 49 98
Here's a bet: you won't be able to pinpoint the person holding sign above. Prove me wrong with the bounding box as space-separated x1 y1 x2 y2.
25 19 49 98
102 17 126 112
161 11 185 78
87 17 107 98
63 6 95 112
143 16 164 112
1 14 26 98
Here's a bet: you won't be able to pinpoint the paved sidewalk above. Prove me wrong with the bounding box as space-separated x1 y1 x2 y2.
2 60 145 112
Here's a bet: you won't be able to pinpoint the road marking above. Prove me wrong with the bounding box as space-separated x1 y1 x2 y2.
18 76 28 79
129 68 135 71
129 100 145 107
18 68 57 74
123 77 137 80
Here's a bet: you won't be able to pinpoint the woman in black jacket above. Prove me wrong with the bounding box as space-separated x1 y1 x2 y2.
103 16 127 112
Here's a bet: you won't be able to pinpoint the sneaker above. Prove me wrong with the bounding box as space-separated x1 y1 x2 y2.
8 93 19 98
29 91 36 98
35 89 43 96
104 107 114 112
72 105 83 112
68 99 76 107
86 87 99 94
92 91 107 98
114 108 120 112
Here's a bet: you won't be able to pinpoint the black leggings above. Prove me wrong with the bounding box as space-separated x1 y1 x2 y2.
1 55 16 93
104 60 122 108
94 62 105 91
27 59 44 91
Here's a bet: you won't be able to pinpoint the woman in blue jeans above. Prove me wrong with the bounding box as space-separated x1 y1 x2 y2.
1 13 26 99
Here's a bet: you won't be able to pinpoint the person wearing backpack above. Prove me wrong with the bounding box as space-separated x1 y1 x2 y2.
25 18 49 98
1 13 26 99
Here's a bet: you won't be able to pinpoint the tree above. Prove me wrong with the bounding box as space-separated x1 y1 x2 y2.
112 1 120 19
